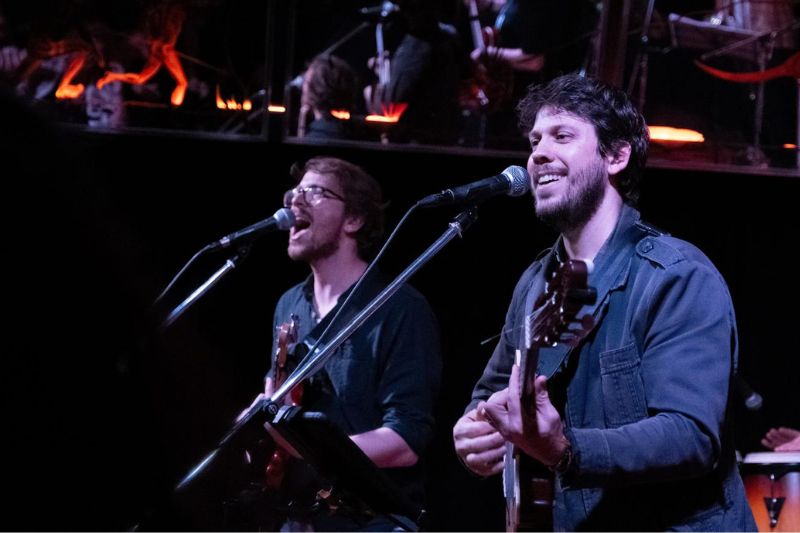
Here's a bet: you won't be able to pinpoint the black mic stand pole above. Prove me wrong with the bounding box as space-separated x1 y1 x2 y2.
159 244 252 331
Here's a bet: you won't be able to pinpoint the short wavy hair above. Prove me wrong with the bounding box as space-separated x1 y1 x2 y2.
301 55 358 114
291 157 384 259
517 75 649 206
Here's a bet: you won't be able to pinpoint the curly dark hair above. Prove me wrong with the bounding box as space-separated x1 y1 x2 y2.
291 157 384 260
517 75 649 206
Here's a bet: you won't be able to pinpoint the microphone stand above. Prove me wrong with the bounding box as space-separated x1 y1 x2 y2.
174 206 479 497
270 207 477 405
159 243 252 331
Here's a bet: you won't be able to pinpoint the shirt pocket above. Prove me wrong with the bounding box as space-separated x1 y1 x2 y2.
323 341 374 404
598 342 648 428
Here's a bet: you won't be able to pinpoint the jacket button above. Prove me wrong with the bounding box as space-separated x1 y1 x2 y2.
641 241 654 253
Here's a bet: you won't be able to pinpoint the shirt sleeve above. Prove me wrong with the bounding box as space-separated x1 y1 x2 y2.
374 289 443 457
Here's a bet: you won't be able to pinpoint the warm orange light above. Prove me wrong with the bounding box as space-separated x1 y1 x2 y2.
55 82 85 100
167 84 184 106
649 126 705 143
366 102 408 123
54 52 88 100
784 143 797 150
215 85 253 110
330 110 351 120
267 105 286 113
96 4 188 106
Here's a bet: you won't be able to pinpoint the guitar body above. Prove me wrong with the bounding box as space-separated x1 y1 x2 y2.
503 260 597 532
505 449 554 531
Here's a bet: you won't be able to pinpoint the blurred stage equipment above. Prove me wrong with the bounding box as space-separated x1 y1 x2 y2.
668 1 799 167
741 451 800 532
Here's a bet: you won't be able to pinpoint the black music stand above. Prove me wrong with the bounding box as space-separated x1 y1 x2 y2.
160 400 425 531
267 405 426 530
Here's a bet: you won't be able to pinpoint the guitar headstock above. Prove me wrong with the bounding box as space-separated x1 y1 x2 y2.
529 259 597 349
273 314 299 380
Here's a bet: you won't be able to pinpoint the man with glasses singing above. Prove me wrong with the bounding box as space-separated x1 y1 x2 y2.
265 156 442 531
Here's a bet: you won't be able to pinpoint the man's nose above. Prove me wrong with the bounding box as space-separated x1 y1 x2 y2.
290 189 308 207
531 139 553 165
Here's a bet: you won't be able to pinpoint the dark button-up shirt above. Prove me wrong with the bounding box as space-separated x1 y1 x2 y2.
272 271 442 508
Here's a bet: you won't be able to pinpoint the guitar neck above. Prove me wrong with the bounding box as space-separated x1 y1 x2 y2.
375 21 390 85
468 0 485 51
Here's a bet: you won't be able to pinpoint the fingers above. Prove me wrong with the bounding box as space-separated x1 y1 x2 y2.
479 386 509 427
454 409 507 477
453 410 497 440
463 444 506 477
763 427 800 449
480 401 505 432
455 426 506 455
775 435 800 452
486 387 509 406
777 427 800 439
534 374 550 406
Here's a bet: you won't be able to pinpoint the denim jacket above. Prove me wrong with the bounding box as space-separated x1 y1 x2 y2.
469 205 756 531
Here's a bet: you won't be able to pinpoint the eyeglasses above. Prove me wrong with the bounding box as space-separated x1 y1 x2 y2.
283 185 346 207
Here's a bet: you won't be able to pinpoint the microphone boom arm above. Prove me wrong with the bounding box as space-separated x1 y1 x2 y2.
159 245 251 331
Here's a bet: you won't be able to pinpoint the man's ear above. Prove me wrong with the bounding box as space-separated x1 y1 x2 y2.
606 142 631 177
343 214 365 235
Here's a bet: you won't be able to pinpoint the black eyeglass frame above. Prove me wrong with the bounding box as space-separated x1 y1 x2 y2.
283 185 346 207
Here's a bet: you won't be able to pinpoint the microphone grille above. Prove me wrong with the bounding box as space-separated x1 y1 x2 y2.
274 207 296 231
502 165 531 197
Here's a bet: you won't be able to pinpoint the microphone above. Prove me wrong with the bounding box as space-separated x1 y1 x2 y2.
208 207 295 250
358 1 400 18
418 165 530 208
734 375 763 411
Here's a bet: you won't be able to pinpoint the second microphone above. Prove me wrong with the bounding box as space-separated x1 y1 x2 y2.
417 166 530 208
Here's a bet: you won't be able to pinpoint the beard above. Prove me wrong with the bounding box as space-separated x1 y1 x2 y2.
535 158 607 234
288 234 341 263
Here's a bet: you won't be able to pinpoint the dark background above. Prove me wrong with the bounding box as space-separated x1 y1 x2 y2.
3 84 799 529
2 0 799 529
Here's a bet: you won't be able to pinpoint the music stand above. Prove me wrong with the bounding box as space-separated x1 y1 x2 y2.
267 405 426 530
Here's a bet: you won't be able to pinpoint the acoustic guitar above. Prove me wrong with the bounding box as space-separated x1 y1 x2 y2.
504 259 596 531
264 314 303 490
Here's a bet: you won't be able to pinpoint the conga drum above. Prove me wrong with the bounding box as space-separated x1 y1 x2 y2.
741 452 800 532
